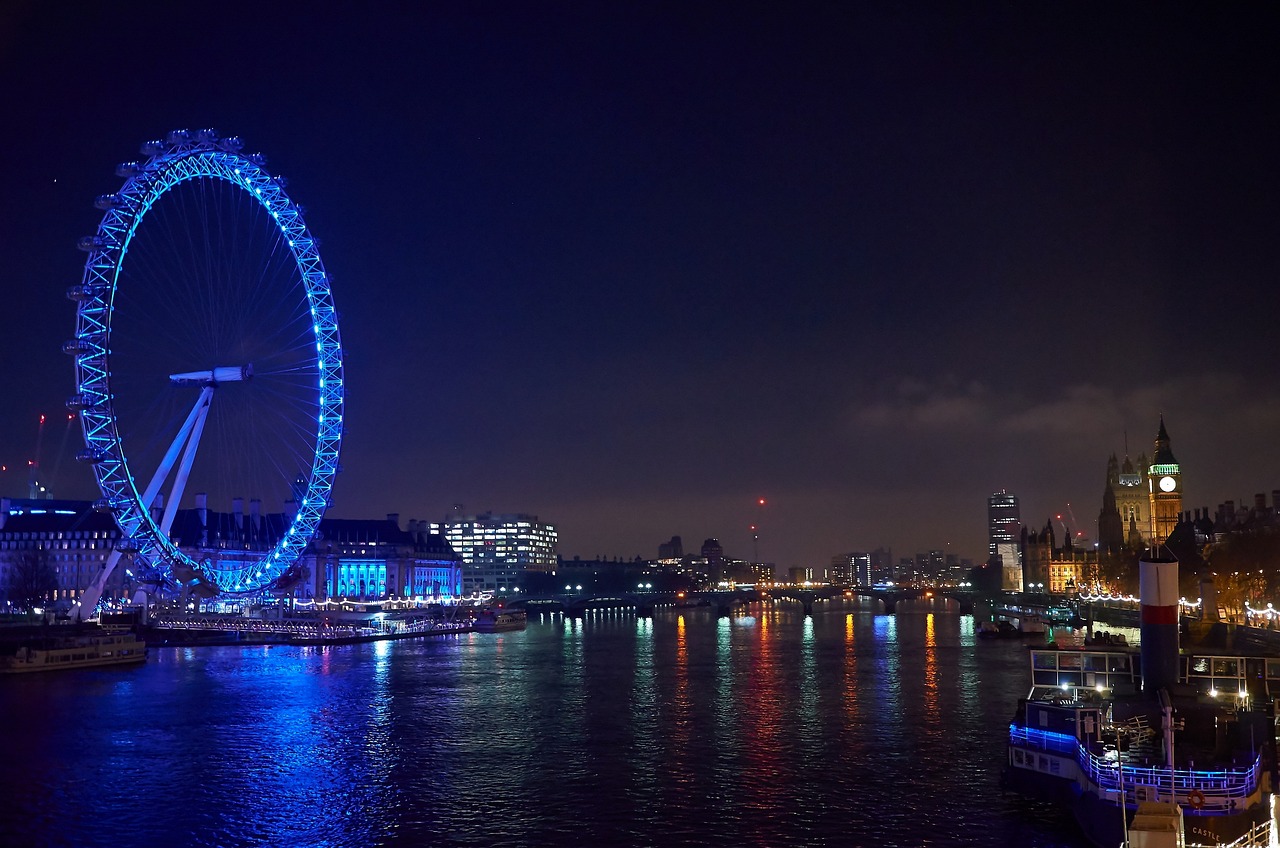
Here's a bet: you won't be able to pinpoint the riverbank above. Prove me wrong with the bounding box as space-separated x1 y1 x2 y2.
141 618 473 647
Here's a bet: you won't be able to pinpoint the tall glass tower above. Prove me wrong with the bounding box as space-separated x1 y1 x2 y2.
988 490 1023 590
988 490 1021 559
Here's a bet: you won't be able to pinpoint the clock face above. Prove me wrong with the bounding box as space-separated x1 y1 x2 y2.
1159 475 1177 492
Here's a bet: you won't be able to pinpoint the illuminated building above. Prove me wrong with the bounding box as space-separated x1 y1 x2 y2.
829 550 893 586
1104 449 1153 549
0 497 461 608
165 500 463 603
988 491 1021 558
988 490 1022 590
829 553 860 584
1148 416 1181 544
1022 519 1098 594
1099 418 1182 550
306 515 461 602
0 498 127 610
788 565 827 584
433 512 558 595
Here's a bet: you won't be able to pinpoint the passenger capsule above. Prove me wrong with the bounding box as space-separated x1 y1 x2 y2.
195 128 218 144
115 161 142 178
77 235 104 252
92 498 117 514
166 129 191 145
62 339 95 355
66 285 102 302
66 393 96 412
94 193 125 211
271 175 288 188
247 152 267 167
218 136 243 152
114 536 141 553
171 562 199 583
140 140 165 156
75 448 105 464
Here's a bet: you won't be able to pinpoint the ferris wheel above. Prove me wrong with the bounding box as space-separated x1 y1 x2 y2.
66 130 344 618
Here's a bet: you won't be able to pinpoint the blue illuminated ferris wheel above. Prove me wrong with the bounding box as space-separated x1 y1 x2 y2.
66 130 344 617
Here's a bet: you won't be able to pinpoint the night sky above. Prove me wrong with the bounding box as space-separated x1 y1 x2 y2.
1 3 1277 569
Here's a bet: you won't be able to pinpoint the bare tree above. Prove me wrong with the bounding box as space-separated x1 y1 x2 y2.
4 548 58 613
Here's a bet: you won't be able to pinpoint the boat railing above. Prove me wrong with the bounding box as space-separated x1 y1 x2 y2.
1010 724 1261 810
1184 818 1271 848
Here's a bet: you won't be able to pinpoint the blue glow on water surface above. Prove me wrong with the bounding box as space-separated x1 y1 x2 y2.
0 605 1084 847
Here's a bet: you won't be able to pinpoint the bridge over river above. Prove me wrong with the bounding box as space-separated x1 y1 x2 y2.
506 585 984 617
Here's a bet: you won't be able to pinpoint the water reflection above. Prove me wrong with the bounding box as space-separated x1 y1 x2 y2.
0 611 1086 848
843 612 861 727
923 612 939 725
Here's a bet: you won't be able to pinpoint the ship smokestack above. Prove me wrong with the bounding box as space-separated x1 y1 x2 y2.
1139 552 1180 696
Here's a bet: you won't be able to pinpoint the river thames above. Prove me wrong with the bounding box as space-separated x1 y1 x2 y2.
0 600 1089 847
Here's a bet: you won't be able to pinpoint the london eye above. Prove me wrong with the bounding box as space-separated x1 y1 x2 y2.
66 130 344 618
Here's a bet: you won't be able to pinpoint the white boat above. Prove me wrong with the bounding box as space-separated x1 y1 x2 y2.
473 608 527 633
1018 613 1049 635
0 632 148 674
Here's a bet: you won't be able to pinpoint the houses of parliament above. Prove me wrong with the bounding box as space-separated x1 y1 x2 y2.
1024 417 1187 594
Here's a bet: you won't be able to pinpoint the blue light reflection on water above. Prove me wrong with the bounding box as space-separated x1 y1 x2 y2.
0 600 1084 847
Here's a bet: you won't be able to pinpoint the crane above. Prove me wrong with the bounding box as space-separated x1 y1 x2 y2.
27 414 46 499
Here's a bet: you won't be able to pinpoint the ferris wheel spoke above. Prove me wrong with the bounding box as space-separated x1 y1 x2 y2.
138 387 214 511
157 387 213 537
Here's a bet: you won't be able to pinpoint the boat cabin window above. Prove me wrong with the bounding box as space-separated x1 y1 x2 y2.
1212 658 1239 677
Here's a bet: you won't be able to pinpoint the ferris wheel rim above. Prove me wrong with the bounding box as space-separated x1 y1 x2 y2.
69 130 344 596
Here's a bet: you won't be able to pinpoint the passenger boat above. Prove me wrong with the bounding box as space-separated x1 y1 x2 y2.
473 607 527 633
1006 555 1276 847
978 620 1021 639
0 632 148 674
1016 612 1049 636
978 616 1045 639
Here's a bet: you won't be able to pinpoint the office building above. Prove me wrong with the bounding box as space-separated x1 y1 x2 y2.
433 512 558 595
988 490 1022 591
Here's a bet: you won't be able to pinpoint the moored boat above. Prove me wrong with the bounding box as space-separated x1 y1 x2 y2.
473 607 527 633
1005 554 1277 847
0 632 148 674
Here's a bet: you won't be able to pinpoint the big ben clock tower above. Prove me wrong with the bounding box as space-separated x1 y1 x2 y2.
1148 416 1181 544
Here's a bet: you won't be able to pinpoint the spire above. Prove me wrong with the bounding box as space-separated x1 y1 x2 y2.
1153 415 1177 465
